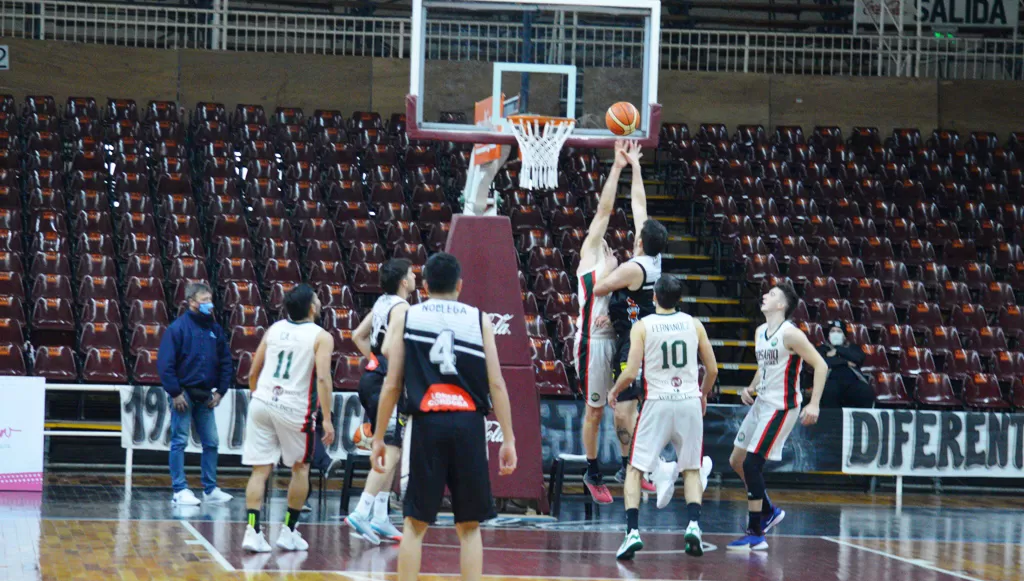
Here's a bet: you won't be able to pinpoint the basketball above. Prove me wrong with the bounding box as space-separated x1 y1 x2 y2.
606 101 640 136
352 422 373 451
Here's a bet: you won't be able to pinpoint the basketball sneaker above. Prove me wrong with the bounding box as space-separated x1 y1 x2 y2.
241 525 272 553
370 517 403 542
699 456 713 492
651 460 677 509
345 513 381 545
726 529 768 551
615 529 644 560
582 473 613 505
683 522 703 557
171 489 201 506
613 467 657 493
276 527 309 551
762 506 786 532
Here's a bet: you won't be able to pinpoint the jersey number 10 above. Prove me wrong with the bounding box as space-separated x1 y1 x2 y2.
660 340 687 369
429 330 457 375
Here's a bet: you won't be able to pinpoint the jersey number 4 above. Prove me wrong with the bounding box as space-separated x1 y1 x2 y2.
429 330 457 375
660 340 687 369
273 350 294 379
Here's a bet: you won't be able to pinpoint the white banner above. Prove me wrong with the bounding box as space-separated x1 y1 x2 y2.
119 386 369 460
842 409 1024 477
856 0 1018 28
0 377 45 491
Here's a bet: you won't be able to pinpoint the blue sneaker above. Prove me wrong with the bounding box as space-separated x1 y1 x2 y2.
344 513 381 545
762 506 786 533
726 529 768 551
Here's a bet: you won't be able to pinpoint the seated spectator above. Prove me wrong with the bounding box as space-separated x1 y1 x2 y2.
815 320 875 408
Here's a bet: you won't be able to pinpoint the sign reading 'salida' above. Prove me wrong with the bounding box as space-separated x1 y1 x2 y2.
842 409 1024 477
858 0 1018 28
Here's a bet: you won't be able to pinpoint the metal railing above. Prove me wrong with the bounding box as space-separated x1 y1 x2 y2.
1 0 1023 80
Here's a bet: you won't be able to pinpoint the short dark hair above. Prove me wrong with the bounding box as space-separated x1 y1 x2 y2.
185 282 213 301
654 275 683 310
641 219 668 256
284 283 316 321
775 280 801 320
380 258 412 295
424 252 461 294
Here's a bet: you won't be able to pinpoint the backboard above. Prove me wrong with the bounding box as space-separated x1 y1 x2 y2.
407 0 662 148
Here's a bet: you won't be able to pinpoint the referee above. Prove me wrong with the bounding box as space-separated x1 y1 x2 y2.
371 253 517 581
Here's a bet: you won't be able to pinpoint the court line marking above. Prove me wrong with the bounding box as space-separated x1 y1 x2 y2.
254 572 711 581
421 541 718 555
821 536 986 581
180 520 236 572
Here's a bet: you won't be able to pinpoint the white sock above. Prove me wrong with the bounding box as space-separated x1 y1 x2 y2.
688 520 699 529
372 492 390 522
355 492 374 518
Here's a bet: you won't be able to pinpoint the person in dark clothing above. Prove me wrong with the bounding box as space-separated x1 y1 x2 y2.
157 282 235 506
816 321 875 409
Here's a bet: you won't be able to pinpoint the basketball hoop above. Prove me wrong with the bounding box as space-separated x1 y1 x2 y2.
507 114 575 190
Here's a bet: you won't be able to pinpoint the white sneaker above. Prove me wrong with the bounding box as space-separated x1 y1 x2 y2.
684 522 704 557
203 488 233 503
171 489 201 506
276 527 309 551
370 517 403 542
616 529 644 560
242 525 272 553
700 456 713 492
651 460 678 509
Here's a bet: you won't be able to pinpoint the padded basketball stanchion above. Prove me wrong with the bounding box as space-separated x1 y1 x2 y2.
444 216 547 511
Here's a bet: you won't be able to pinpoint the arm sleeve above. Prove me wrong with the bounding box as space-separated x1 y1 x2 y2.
216 326 234 395
157 325 182 397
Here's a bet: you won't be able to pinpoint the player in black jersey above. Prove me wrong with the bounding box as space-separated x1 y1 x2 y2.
592 143 669 484
371 253 517 581
344 258 415 544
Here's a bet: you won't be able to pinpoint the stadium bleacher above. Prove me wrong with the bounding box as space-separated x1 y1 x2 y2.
1 94 1022 410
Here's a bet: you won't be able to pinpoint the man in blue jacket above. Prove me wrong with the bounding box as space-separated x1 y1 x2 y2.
158 282 235 506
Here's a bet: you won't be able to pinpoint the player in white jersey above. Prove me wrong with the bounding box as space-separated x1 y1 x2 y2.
607 275 719 560
727 281 828 551
241 284 335 553
576 140 628 504
593 142 673 490
345 258 415 544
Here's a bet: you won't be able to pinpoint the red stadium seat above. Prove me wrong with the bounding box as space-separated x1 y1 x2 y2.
965 326 1008 358
880 324 916 354
804 276 840 303
814 298 854 324
32 297 75 333
797 321 825 345
950 303 988 332
132 349 161 385
871 372 912 407
129 324 165 357
333 356 366 391
944 349 983 381
128 300 169 328
937 281 972 311
829 256 866 286
0 343 26 376
962 373 1011 410
33 345 78 381
543 293 579 321
535 360 573 397
229 326 265 359
745 254 780 283
919 261 952 291
992 350 1024 382
858 300 898 331
788 255 822 283
915 372 961 409
982 282 1016 312
860 237 894 264
860 345 891 373
82 348 128 383
926 326 963 358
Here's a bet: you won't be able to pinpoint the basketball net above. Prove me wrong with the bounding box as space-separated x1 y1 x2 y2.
509 116 575 190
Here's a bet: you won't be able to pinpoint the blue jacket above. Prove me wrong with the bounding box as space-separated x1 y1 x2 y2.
157 311 234 397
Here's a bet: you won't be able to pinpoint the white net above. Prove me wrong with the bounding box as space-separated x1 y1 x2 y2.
509 117 575 190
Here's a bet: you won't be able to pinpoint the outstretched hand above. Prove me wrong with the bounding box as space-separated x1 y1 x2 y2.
612 140 629 169
623 140 643 167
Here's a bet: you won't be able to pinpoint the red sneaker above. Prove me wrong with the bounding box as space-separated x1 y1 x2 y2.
641 478 656 493
583 473 614 504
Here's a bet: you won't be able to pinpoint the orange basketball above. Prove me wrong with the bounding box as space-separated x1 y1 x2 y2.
605 102 640 136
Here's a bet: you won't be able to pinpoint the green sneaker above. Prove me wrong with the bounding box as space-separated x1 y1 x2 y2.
616 529 644 560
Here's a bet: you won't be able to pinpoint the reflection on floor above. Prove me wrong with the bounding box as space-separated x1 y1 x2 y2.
1 475 1021 580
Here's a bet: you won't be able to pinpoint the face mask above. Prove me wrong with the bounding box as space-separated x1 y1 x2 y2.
198 302 215 316
829 332 844 346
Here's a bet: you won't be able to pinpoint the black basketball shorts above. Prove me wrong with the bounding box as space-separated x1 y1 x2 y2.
613 333 643 403
403 411 496 525
357 368 405 447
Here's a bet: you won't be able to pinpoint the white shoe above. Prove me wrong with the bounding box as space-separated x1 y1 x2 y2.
616 529 644 560
700 456 713 492
242 525 272 553
203 488 233 503
651 460 678 509
370 517 403 542
276 527 309 551
171 489 201 506
684 522 704 557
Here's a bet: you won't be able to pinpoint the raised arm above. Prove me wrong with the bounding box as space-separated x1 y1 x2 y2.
314 330 336 445
608 322 645 407
784 326 829 425
581 141 627 261
481 315 517 475
624 141 648 232
593 261 643 297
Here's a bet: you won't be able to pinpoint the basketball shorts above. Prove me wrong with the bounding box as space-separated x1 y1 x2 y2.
733 398 799 462
242 398 315 467
403 411 496 525
629 398 703 473
574 334 617 408
612 333 643 403
357 367 405 447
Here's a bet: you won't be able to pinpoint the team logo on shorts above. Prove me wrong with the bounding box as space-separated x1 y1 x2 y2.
591 393 600 402
272 386 283 401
